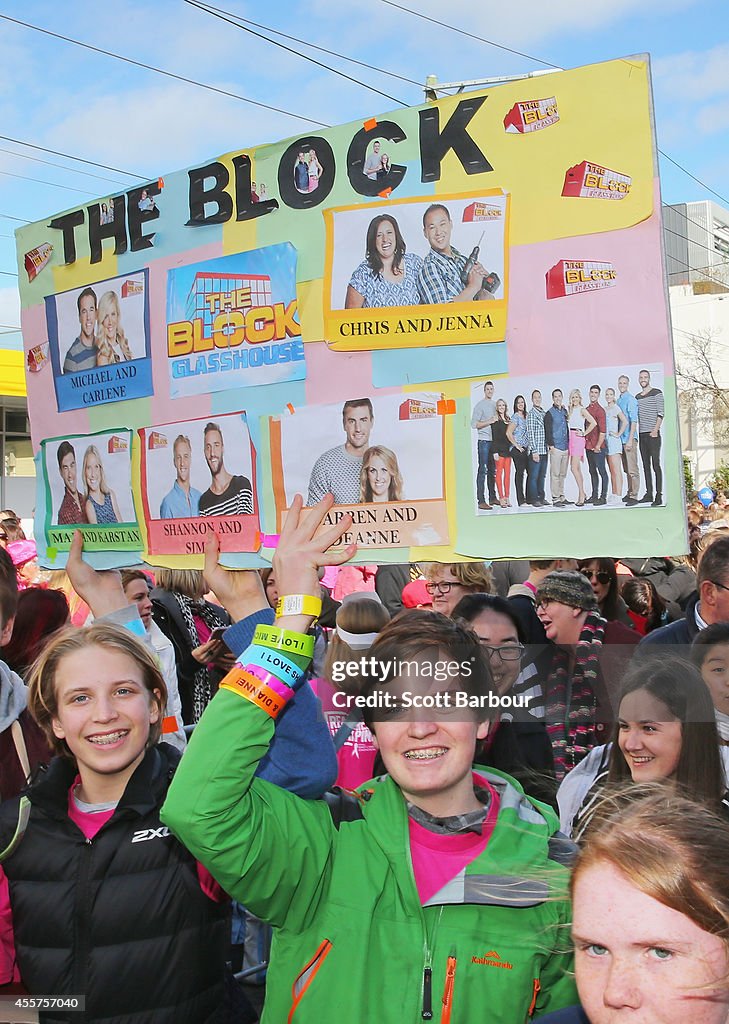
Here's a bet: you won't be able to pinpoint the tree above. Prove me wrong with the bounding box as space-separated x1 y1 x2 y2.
683 455 694 498
708 462 729 494
676 327 729 446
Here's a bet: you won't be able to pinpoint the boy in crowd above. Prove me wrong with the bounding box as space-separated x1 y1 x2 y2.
120 569 186 752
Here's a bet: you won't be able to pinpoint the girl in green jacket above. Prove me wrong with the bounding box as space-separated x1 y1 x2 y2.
163 496 577 1023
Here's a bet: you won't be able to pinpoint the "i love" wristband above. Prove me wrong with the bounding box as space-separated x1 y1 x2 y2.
245 644 306 687
253 623 315 661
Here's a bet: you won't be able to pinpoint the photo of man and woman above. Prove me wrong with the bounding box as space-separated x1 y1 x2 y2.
362 139 392 181
270 393 449 548
46 432 136 528
328 192 507 311
293 148 324 193
99 198 115 224
45 270 153 413
49 272 149 375
470 364 666 515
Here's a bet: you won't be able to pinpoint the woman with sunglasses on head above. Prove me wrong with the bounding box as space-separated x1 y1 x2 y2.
557 657 729 843
424 561 494 617
578 558 633 627
0 518 25 543
453 593 556 803
315 593 391 789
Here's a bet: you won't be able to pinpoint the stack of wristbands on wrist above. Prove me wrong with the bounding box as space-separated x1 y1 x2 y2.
219 594 321 718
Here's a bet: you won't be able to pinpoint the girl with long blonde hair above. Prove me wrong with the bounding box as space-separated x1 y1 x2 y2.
82 445 122 524
96 290 133 365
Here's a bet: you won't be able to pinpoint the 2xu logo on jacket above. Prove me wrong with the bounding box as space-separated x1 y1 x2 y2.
131 826 171 843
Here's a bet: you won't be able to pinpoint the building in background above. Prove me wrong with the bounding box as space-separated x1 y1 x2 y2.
0 348 33 520
665 201 729 287
668 201 729 486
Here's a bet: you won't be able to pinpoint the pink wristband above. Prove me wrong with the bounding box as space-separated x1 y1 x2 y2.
244 663 295 701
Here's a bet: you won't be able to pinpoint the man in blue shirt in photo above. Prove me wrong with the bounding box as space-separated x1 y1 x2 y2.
617 375 640 506
62 287 98 374
159 434 201 519
545 388 571 507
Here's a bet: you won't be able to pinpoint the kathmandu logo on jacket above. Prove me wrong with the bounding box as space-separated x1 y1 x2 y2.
131 826 171 844
471 950 513 970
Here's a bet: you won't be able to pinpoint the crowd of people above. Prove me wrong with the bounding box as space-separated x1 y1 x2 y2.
2 493 729 1022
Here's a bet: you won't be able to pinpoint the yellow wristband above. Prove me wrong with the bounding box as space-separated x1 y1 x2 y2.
275 594 323 620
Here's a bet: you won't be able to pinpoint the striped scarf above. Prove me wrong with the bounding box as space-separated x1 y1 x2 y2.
172 593 226 723
545 610 606 781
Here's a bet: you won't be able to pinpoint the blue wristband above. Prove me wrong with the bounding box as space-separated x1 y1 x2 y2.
242 643 308 688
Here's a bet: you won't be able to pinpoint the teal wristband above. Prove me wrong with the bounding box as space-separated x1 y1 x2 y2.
244 643 308 687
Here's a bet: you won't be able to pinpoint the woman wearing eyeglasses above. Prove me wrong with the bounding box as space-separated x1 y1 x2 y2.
578 558 633 627
453 593 556 802
424 562 494 617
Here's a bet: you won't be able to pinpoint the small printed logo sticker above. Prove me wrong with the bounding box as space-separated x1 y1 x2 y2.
562 161 632 200
546 260 617 298
504 97 559 133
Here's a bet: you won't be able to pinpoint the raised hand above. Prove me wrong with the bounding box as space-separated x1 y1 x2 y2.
66 530 127 618
203 530 267 622
273 494 356 632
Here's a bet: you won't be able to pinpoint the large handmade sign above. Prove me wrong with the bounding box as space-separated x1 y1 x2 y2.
16 54 686 567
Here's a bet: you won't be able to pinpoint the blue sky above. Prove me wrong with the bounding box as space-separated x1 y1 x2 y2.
2 0 728 348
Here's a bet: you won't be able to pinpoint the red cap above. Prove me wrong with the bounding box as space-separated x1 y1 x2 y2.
401 580 432 609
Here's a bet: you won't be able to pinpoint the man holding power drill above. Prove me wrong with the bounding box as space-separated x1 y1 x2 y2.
417 203 496 303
